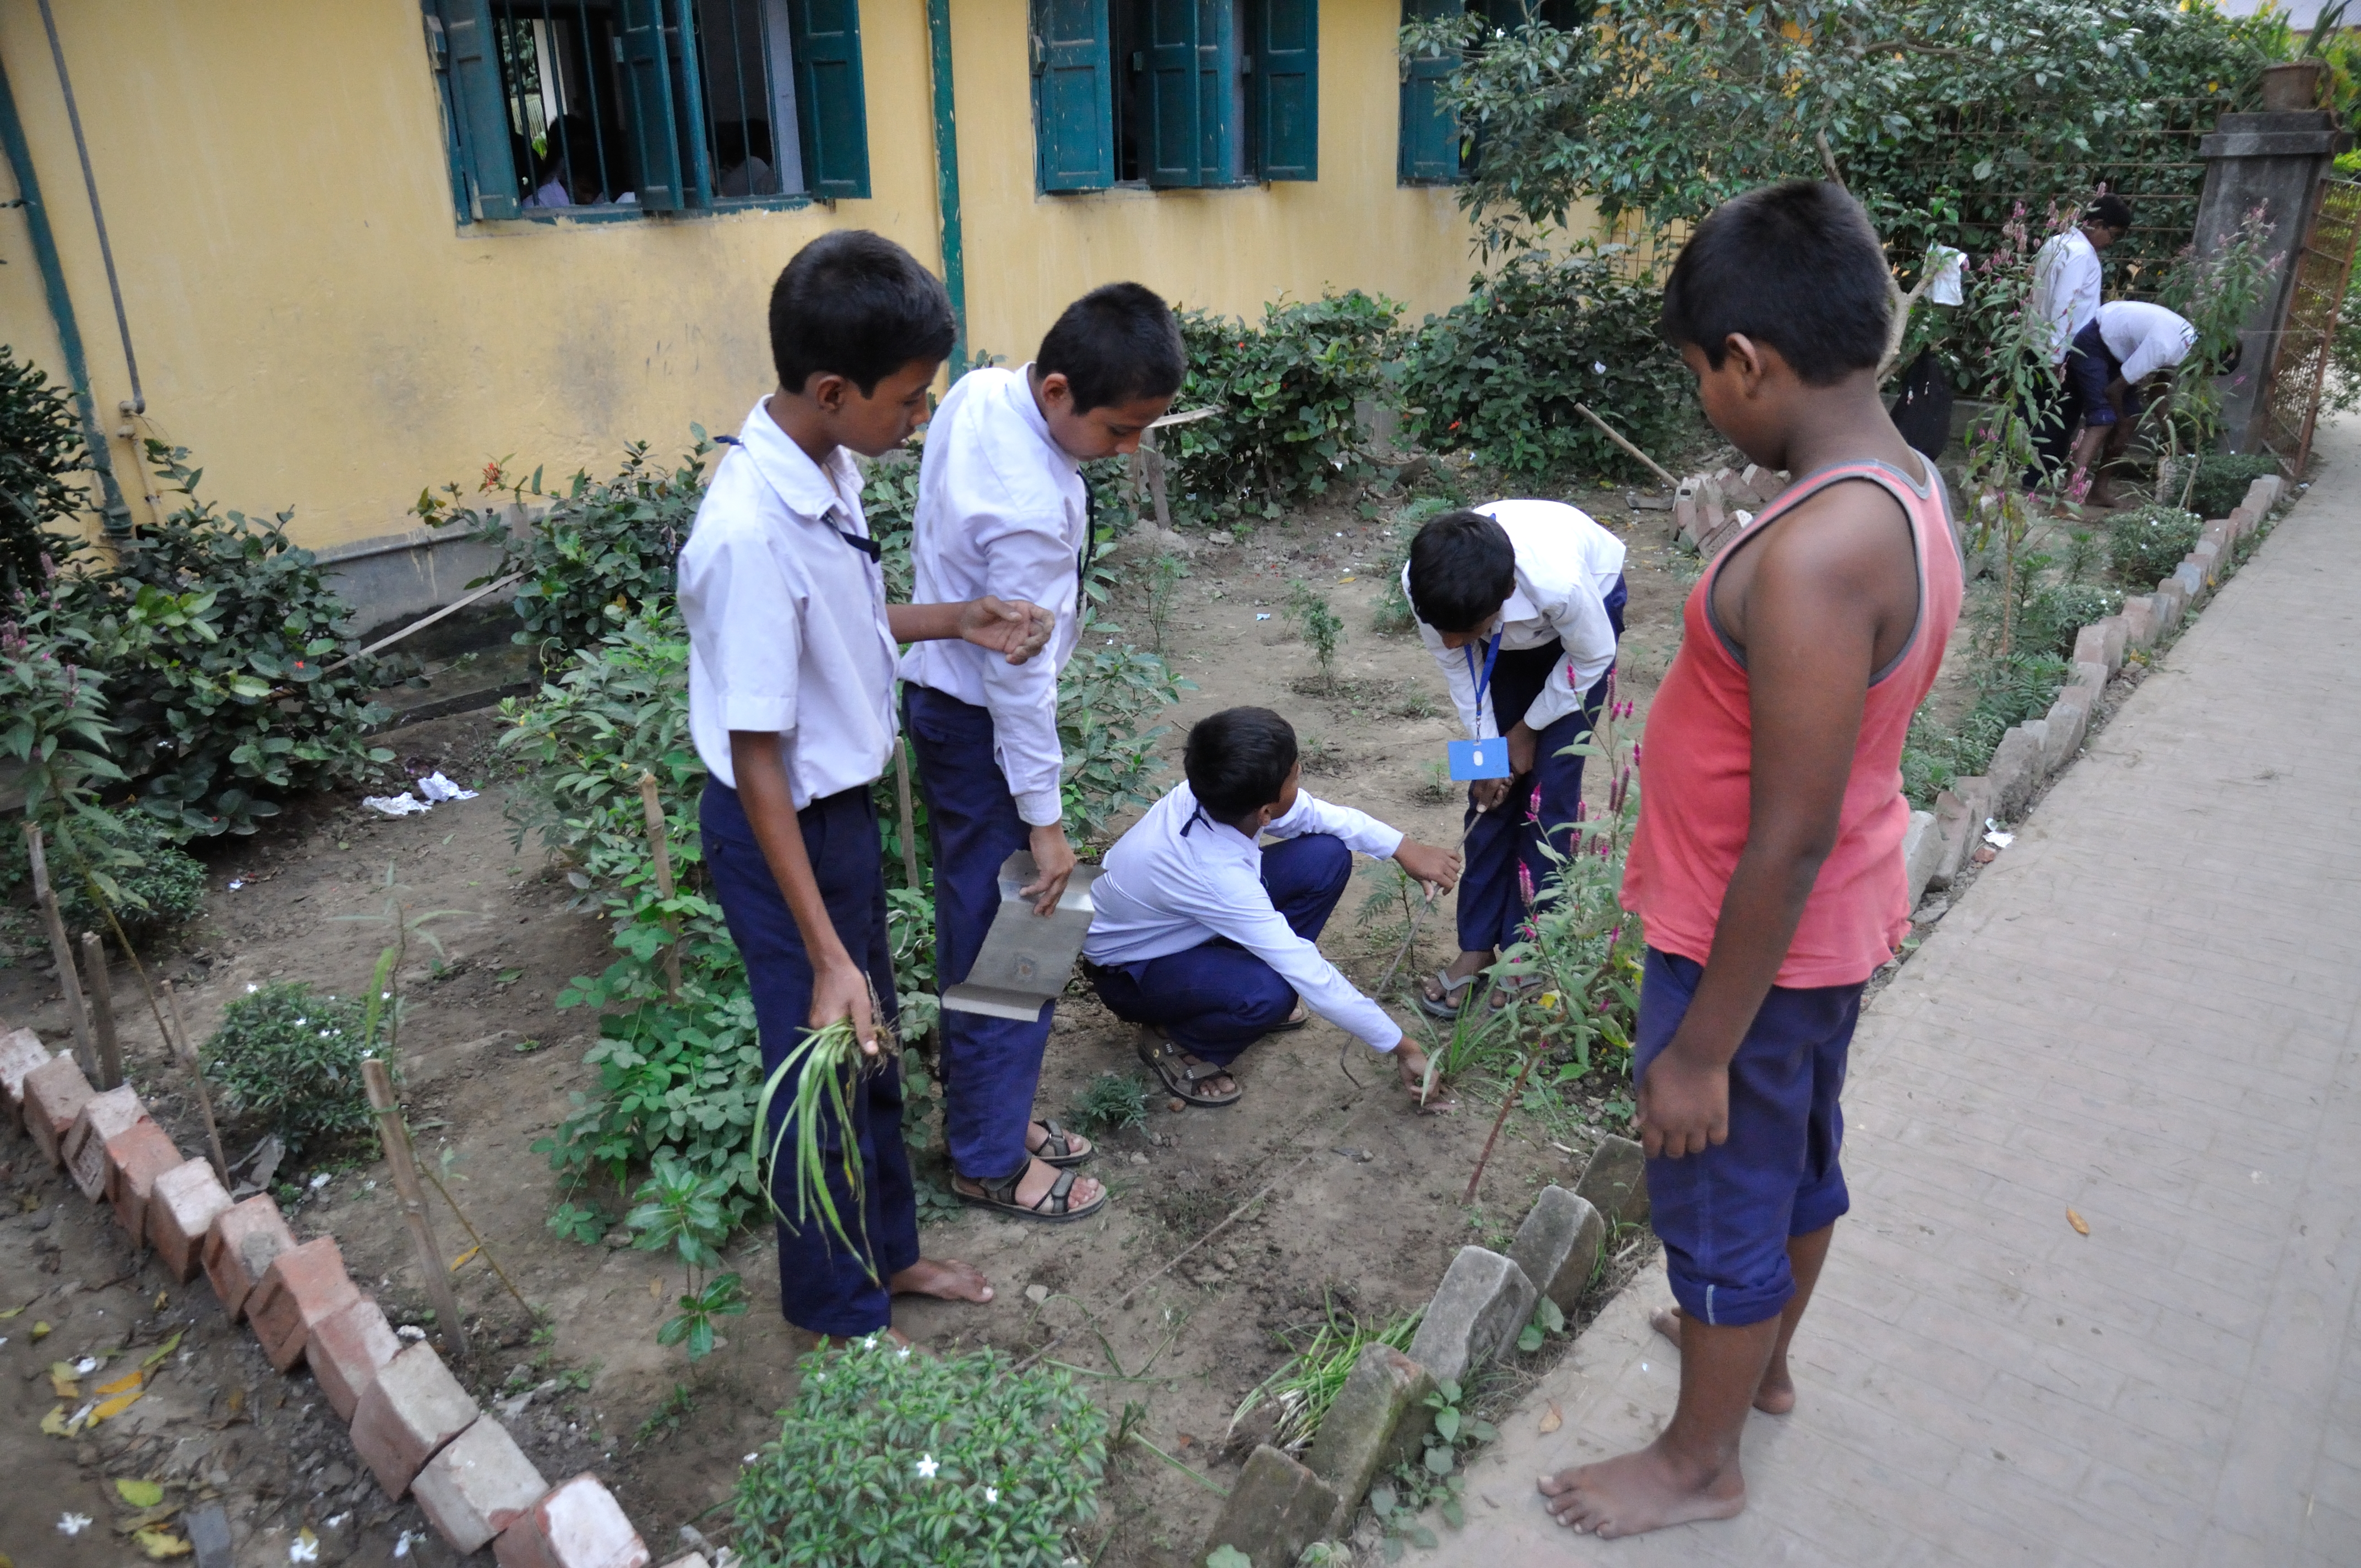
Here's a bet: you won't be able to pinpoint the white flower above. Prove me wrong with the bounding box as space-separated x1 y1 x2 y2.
59 1514 93 1536
743 1452 758 1464
245 982 260 993
862 1335 878 1351
897 1345 912 1360
984 1487 1000 1504
1592 361 1607 374
290 1533 320 1562
914 1454 939 1480
392 1532 415 1559
294 1017 307 1026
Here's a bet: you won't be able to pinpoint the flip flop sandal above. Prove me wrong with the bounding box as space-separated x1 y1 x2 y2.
954 1163 1108 1223
1266 998 1312 1033
1138 1030 1243 1108
1416 967 1480 1020
1030 1119 1094 1168
1486 971 1546 1011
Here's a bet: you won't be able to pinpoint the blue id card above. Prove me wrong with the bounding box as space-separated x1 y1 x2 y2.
1449 739 1511 780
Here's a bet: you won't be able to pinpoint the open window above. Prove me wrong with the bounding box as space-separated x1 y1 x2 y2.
429 0 868 222
1032 0 1317 193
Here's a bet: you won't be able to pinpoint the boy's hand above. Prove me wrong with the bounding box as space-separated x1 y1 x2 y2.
1394 1043 1453 1112
1022 822 1078 915
1469 777 1511 812
810 955 882 1058
1506 720 1539 777
1638 1047 1728 1158
959 596 1056 663
1394 839 1462 897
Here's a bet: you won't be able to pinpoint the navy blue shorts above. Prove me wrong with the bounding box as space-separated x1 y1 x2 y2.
1636 947 1864 1327
2066 318 2138 429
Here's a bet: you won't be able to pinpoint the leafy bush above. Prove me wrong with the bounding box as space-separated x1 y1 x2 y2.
2178 452 2281 520
1067 1072 1149 1135
56 813 206 938
1286 580 1345 688
0 343 86 594
1900 652 2072 806
202 982 379 1155
2017 582 2122 662
417 437 711 660
1165 291 1401 523
732 1341 1107 1568
1056 622 1190 840
2106 505 2202 589
1401 249 1693 483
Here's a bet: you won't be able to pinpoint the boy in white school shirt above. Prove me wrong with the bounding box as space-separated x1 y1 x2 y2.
900 284 1183 1222
1404 502 1627 1017
679 230 1055 1346
1082 707 1461 1108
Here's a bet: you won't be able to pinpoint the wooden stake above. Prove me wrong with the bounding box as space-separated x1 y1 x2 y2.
1571 404 1680 490
80 931 122 1091
637 772 682 1001
24 826 97 1076
164 979 231 1185
363 1058 470 1363
893 742 922 889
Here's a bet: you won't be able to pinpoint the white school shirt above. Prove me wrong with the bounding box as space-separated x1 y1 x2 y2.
1409 499 1626 742
2030 230 2102 367
1083 782 1407 1052
2096 300 2196 385
678 398 900 806
898 365 1089 827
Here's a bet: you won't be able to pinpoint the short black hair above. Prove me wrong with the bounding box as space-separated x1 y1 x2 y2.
769 230 956 397
1659 180 1891 385
1185 707 1298 823
1406 509 1517 634
1037 282 1186 413
2086 194 2133 233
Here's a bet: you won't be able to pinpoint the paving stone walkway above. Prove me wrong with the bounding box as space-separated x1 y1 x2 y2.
1451 422 2361 1567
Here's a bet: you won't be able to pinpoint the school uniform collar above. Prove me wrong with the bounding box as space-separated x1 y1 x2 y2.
1174 787 1256 857
733 396 867 529
1006 364 1082 477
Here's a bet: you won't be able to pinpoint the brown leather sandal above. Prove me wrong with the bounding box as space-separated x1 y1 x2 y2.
1138 1029 1243 1107
953 1163 1108 1223
1029 1119 1094 1168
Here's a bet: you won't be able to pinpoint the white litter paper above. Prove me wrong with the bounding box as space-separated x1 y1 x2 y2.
362 793 431 817
417 770 477 803
1982 829 2015 849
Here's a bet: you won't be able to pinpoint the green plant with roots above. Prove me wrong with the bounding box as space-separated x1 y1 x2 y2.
1286 580 1346 689
626 1152 748 1363
731 1341 1108 1567
1229 1297 1420 1455
200 982 380 1156
753 1017 877 1268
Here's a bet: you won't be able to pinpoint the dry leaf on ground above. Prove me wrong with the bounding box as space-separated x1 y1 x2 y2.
2066 1207 2091 1236
1538 1401 1564 1435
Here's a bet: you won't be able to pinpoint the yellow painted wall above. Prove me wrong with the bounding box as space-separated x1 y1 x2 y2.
1 0 1482 564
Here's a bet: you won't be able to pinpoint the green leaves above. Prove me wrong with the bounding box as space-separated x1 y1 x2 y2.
200 982 381 1155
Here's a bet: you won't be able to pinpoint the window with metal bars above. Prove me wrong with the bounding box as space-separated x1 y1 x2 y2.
425 0 868 223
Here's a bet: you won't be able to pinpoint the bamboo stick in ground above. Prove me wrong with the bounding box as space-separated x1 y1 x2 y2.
1572 403 1680 491
80 932 123 1091
893 740 922 889
24 827 98 1076
164 979 232 1184
362 1059 471 1363
637 771 683 1001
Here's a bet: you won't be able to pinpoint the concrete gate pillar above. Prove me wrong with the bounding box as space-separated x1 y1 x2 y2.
2193 109 2343 453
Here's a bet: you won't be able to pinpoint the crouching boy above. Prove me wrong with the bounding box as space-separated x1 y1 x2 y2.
1081 707 1460 1108
679 231 1056 1345
1405 500 1626 1017
1537 181 1962 1538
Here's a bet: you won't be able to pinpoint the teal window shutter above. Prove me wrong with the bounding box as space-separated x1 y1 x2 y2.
1196 0 1239 183
1397 0 1461 184
1032 0 1114 190
668 0 714 207
785 0 873 199
439 0 520 220
1253 0 1316 181
620 0 687 209
1144 0 1204 186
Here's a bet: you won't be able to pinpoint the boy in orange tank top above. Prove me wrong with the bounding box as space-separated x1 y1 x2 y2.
1539 182 1963 1538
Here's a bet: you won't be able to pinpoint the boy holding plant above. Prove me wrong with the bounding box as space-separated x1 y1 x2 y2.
900 284 1184 1223
1538 181 1961 1537
678 231 1054 1344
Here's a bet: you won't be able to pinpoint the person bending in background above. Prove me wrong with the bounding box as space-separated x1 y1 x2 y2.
2024 194 2132 489
1082 707 1460 1110
1404 502 1626 1019
2064 297 2202 511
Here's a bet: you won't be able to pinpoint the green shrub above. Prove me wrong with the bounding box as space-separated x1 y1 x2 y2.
2178 453 2280 520
1401 248 1694 483
57 813 206 938
202 982 379 1155
1056 621 1191 840
732 1342 1107 1568
1166 291 1402 523
1900 652 2072 806
2106 504 2202 589
416 436 711 660
2018 582 2122 662
1067 1071 1149 1134
0 343 87 595
1286 580 1345 687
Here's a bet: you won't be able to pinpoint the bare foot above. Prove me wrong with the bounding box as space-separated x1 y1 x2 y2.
1649 1307 1794 1414
888 1257 994 1304
1537 1440 1746 1538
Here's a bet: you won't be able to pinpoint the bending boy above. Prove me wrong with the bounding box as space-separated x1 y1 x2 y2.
1539 181 1961 1537
1404 501 1626 1016
901 284 1184 1222
679 231 1053 1344
1082 707 1460 1108
2065 297 2200 510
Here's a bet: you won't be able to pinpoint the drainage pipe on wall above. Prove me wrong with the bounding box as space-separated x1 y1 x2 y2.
0 41 132 537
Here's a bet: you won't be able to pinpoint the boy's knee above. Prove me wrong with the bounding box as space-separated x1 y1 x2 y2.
1299 832 1351 889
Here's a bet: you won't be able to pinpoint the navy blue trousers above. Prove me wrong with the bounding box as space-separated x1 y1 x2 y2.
1635 947 1863 1327
902 684 1052 1185
1086 834 1351 1066
1457 576 1627 954
700 780 918 1336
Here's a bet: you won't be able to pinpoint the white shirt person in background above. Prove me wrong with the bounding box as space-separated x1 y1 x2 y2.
2065 298 2209 510
900 284 1183 1222
1083 707 1462 1109
2023 194 2131 488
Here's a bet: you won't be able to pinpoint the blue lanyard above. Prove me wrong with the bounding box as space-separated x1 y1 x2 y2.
1465 630 1503 716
